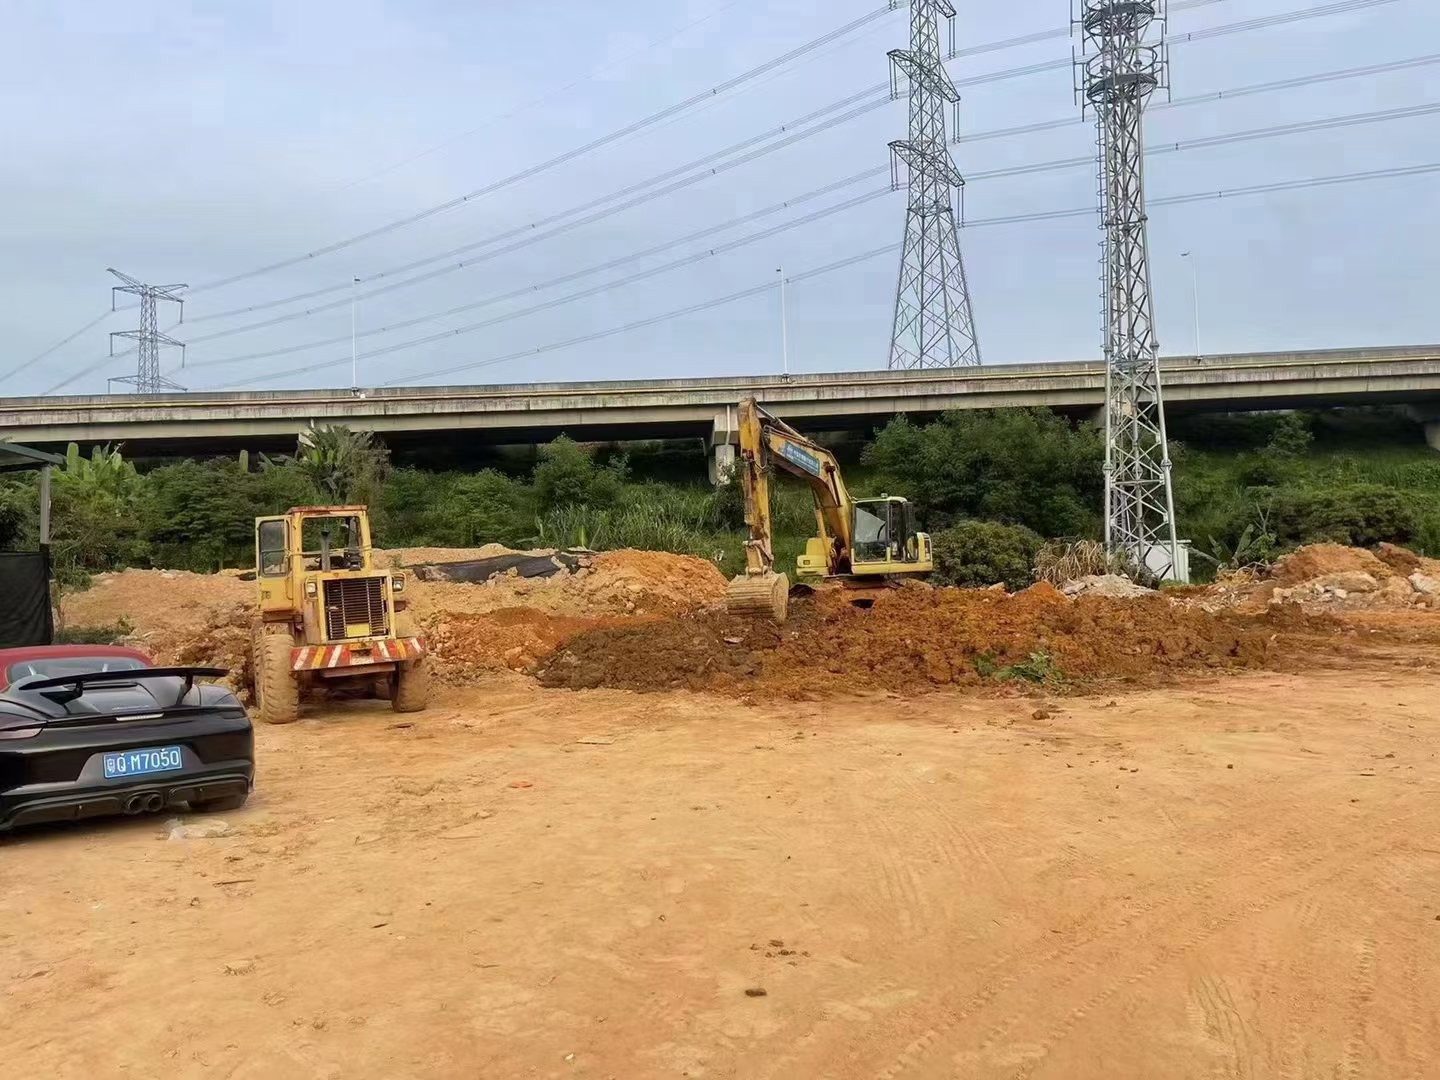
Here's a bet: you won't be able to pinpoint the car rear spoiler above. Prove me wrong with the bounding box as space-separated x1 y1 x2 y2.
17 667 230 707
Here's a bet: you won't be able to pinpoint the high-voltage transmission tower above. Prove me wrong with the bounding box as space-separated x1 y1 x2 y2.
107 268 187 394
886 0 981 370
1074 0 1180 580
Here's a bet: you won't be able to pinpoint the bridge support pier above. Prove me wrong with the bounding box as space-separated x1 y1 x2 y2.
1424 421 1440 453
1400 406 1440 452
709 407 740 485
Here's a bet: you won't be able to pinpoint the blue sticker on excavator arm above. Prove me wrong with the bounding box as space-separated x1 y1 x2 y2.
778 441 823 478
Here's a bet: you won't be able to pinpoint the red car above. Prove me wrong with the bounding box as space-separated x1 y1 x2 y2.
0 644 154 692
0 644 254 833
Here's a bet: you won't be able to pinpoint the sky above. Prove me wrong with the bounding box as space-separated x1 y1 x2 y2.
2 0 1438 397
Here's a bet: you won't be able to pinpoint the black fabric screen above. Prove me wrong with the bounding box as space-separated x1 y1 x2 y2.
0 551 53 648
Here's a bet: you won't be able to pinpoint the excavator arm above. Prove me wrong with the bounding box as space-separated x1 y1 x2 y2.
725 398 855 621
735 397 853 578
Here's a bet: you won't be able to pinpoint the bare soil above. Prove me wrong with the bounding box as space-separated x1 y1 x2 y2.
3 669 1439 1079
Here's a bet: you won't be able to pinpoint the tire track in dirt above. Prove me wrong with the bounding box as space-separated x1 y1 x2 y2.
1188 971 1252 1080
869 806 1428 1080
999 838 1402 1080
850 820 1300 1080
1338 936 1378 1080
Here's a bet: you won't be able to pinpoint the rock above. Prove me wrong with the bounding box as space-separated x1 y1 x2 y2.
167 819 231 841
223 959 255 976
744 987 768 998
1410 572 1440 597
1062 575 1153 599
1312 571 1379 594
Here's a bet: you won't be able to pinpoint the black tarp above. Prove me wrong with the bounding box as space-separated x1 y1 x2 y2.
412 551 588 584
0 551 53 647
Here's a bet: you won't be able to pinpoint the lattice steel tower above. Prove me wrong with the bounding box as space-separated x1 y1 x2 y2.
108 268 187 394
1074 0 1179 579
886 0 981 369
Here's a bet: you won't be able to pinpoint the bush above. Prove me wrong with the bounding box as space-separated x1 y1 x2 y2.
864 409 1102 537
532 436 626 512
930 521 1043 591
1271 484 1418 548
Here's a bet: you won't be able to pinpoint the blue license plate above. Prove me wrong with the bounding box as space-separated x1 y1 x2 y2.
103 746 184 780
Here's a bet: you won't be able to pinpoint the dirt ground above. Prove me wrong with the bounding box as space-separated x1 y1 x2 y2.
5 668 1439 1079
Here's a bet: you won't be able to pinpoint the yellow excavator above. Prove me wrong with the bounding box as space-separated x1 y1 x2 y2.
724 397 933 622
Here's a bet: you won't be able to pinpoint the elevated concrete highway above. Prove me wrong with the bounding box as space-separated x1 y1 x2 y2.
5 345 1440 471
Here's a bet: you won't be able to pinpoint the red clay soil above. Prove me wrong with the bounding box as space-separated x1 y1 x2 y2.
534 586 1358 697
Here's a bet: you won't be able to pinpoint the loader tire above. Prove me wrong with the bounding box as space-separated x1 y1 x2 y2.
253 630 300 725
724 571 789 622
392 658 429 714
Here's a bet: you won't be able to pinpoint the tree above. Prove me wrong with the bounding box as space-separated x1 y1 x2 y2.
449 470 531 545
1272 484 1417 548
140 459 260 571
47 444 148 581
863 409 1104 538
532 436 626 513
278 425 390 505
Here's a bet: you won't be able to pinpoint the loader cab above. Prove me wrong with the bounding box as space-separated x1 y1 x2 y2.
851 496 932 572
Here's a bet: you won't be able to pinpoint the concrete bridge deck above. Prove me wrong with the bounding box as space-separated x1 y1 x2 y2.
4 345 1440 457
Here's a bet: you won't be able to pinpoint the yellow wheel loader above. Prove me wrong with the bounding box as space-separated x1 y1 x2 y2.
250 506 428 725
724 398 933 622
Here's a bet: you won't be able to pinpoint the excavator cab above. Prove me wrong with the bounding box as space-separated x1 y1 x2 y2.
850 497 931 572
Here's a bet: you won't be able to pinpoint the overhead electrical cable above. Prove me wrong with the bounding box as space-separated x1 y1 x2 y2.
178 0 1362 301
184 97 1440 372
189 159 1440 392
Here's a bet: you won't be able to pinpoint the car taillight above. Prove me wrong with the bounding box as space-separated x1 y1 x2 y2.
0 725 41 740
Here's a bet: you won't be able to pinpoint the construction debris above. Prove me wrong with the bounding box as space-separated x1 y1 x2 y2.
1194 543 1440 614
1061 574 1154 599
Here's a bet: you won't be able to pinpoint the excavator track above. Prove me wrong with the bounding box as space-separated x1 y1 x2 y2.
725 571 790 622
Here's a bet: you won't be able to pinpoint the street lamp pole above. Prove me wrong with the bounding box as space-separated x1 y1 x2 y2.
778 266 789 376
350 276 360 389
1180 251 1201 361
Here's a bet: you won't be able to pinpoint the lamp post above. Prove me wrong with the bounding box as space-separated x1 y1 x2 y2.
1180 251 1201 361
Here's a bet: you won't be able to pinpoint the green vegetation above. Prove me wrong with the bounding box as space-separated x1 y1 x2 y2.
864 407 1104 536
930 521 1043 592
2 407 1438 588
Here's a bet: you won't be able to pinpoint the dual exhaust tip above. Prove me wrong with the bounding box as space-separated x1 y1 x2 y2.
124 792 165 815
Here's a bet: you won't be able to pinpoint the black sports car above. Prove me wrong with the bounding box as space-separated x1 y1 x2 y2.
0 645 254 834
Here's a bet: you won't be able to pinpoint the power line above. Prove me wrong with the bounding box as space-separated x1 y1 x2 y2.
185 87 892 331
958 52 1440 146
189 185 893 383
186 96 1440 373
329 0 753 196
177 0 1347 304
965 100 1440 182
179 0 1403 340
187 167 892 370
194 159 1440 393
34 0 1415 392
182 2 905 296
0 309 113 385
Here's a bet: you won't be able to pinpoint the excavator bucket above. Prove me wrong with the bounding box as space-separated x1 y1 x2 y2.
724 571 790 622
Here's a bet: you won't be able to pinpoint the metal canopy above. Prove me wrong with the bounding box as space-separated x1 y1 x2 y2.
0 441 63 474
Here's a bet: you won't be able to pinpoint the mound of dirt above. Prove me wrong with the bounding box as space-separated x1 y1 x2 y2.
1270 544 1393 587
374 543 549 569
410 549 726 622
426 608 646 680
1195 543 1440 614
536 587 1303 697
63 550 727 698
62 572 255 698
